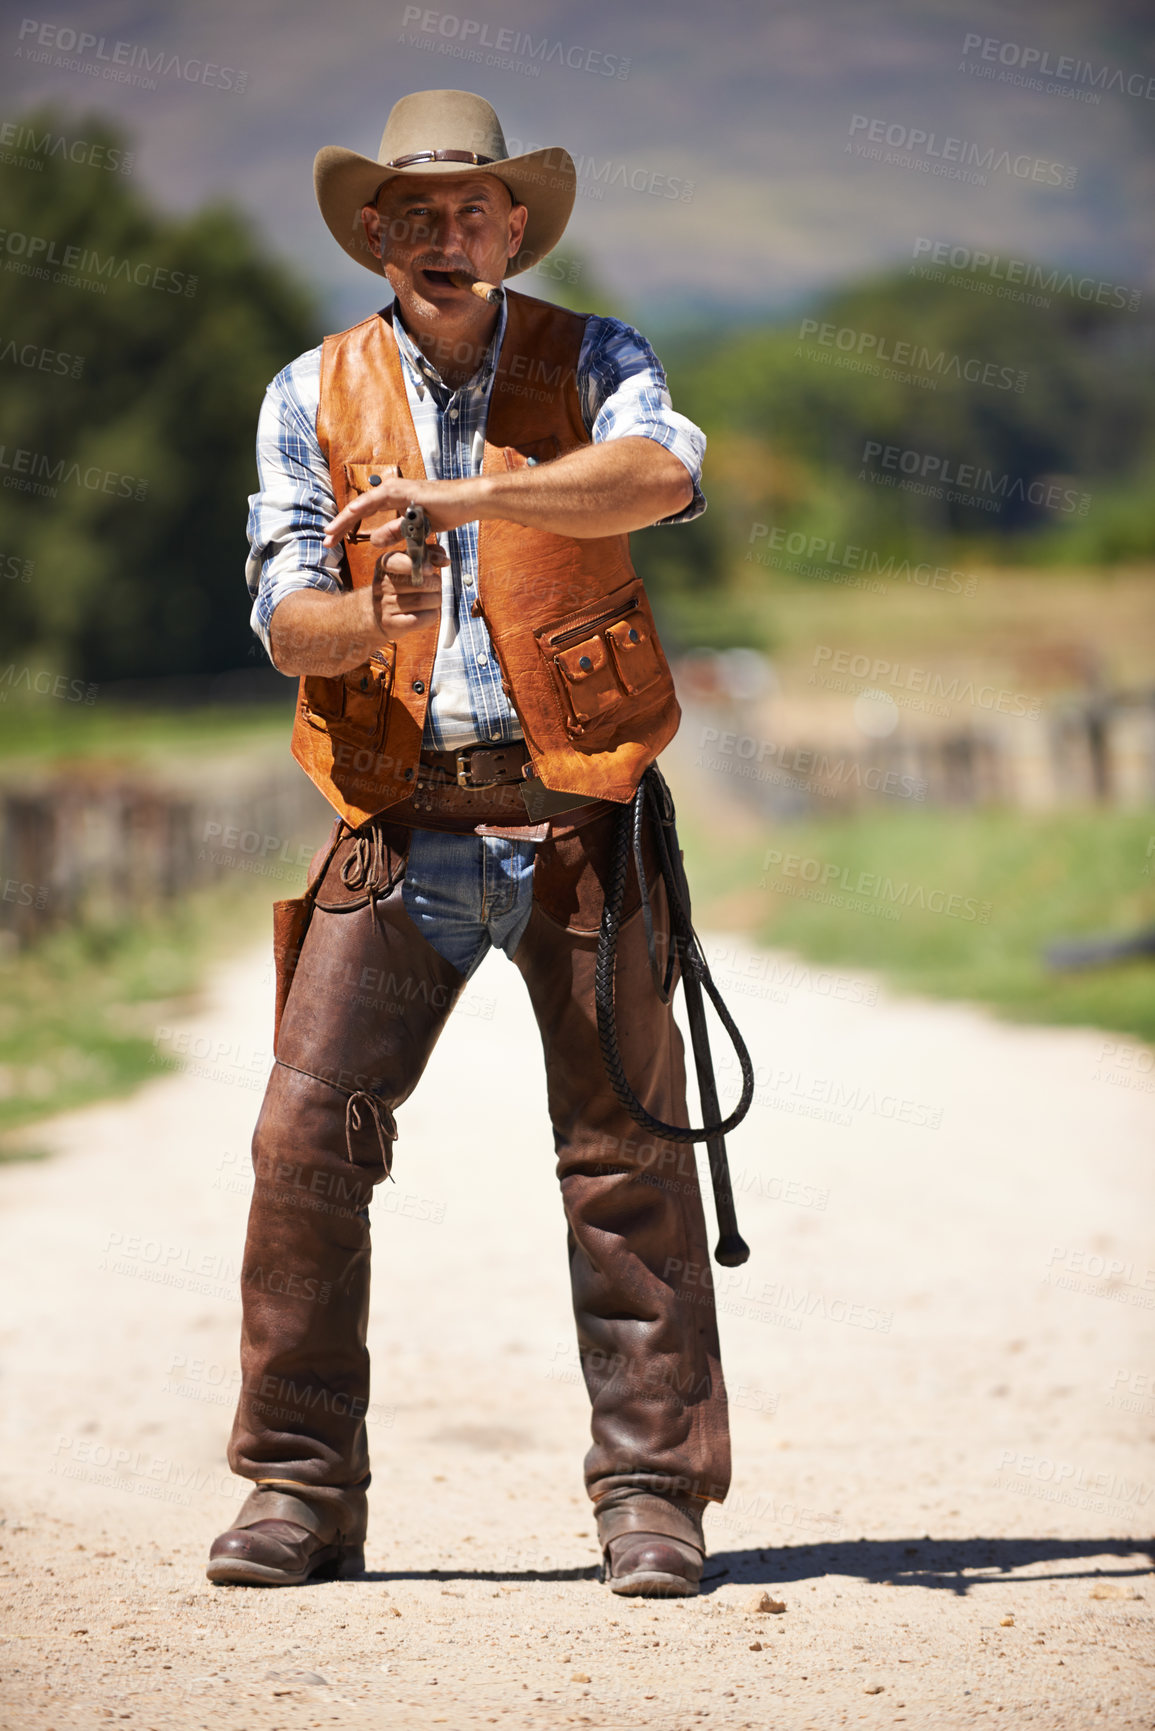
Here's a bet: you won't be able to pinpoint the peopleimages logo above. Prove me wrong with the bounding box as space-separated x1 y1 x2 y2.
397 7 630 78
0 445 148 501
909 237 1142 313
847 113 1077 188
797 317 1026 393
859 438 1091 518
960 33 1155 103
15 19 249 93
0 228 197 297
810 644 1041 719
0 118 133 173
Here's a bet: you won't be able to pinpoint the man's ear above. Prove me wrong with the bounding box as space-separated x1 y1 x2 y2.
359 204 382 259
508 202 528 259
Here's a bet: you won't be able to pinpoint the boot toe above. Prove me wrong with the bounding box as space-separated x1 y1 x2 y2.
207 1519 320 1585
606 1534 702 1597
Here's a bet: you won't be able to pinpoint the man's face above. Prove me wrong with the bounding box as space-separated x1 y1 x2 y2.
361 173 527 324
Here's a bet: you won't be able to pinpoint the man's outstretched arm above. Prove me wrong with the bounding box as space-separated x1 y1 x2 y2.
321 434 693 550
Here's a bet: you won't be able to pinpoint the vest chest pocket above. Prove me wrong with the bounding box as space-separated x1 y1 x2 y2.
342 462 401 544
537 581 669 740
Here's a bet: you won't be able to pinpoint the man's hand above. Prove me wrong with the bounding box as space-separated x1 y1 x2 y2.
268 535 445 678
370 529 447 625
323 478 477 554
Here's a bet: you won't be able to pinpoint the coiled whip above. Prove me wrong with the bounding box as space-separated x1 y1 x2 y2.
594 766 754 1266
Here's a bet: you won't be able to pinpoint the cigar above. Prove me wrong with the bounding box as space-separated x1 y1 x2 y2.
447 271 503 304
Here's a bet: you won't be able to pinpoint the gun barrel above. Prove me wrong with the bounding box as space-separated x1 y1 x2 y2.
402 502 430 589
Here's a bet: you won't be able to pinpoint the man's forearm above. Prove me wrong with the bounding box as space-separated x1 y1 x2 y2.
473 436 693 537
268 586 384 677
279 437 694 676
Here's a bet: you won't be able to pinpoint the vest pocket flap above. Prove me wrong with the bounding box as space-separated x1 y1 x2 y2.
556 633 610 684
552 634 624 724
502 435 559 470
343 462 400 541
606 613 663 695
344 461 400 492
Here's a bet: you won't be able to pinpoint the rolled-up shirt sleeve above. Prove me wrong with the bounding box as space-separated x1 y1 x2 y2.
245 346 345 662
578 315 706 524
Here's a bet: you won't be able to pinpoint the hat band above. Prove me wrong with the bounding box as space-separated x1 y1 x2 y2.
384 149 497 169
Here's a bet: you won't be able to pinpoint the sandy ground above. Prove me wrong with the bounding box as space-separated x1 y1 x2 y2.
1 878 1154 1728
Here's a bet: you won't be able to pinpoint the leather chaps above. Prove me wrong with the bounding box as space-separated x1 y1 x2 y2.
226 804 731 1525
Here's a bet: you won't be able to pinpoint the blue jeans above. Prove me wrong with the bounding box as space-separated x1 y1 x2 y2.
401 827 538 980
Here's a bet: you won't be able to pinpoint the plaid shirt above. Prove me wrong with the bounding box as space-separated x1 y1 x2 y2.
246 298 706 750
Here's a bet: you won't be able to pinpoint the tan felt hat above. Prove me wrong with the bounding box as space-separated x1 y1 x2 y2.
314 88 576 278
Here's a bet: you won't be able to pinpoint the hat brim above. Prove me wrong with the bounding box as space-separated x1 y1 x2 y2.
313 144 576 279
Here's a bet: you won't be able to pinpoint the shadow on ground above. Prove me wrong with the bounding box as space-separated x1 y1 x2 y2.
701 1537 1155 1595
345 1538 1153 1594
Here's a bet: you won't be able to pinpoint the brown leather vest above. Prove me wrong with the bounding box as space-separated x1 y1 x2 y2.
288 290 681 826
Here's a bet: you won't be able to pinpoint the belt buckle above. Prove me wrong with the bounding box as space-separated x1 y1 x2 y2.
455 747 505 789
455 747 486 788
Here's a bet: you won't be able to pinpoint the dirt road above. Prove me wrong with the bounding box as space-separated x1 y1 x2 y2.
1 908 1153 1729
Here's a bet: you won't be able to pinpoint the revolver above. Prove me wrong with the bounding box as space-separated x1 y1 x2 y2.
402 502 432 588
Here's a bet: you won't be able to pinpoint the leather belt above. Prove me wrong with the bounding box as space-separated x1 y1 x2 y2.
418 742 530 790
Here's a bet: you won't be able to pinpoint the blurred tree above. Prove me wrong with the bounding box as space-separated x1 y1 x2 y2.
0 106 320 681
645 268 1155 594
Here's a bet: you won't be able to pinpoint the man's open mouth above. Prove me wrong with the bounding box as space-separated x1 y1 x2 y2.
422 268 463 289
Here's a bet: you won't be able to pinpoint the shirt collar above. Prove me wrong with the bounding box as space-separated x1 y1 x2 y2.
388 295 507 404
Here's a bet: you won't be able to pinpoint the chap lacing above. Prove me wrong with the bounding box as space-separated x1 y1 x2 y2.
345 1089 396 1176
340 826 392 897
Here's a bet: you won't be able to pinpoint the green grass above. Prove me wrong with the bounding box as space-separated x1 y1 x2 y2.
681 805 1155 1045
0 873 281 1153
0 695 307 1152
0 696 293 771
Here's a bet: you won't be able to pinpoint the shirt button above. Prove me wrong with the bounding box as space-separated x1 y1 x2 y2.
464 575 475 586
477 653 488 666
412 678 425 694
449 407 459 419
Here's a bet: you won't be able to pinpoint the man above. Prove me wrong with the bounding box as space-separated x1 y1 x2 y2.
208 88 730 1597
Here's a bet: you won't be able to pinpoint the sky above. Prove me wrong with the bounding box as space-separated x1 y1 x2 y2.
1 0 1152 332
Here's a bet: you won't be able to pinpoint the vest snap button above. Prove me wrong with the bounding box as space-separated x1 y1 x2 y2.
369 473 382 486
627 628 639 643
403 768 414 780
412 678 425 694
360 676 369 691
578 655 593 672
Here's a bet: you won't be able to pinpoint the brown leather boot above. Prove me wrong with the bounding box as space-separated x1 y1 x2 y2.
207 1480 368 1586
596 1490 706 1597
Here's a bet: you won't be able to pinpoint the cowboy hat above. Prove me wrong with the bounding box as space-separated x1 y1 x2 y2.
314 89 576 278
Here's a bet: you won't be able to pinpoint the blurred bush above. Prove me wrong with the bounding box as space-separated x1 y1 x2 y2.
635 266 1155 647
